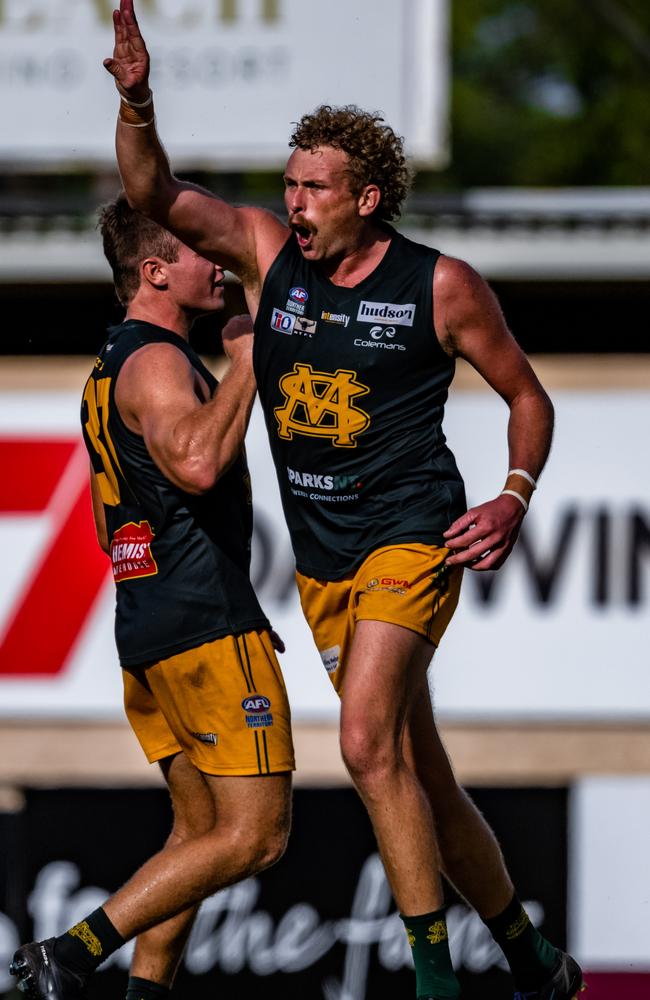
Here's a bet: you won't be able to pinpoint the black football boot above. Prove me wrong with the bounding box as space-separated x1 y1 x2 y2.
9 939 87 999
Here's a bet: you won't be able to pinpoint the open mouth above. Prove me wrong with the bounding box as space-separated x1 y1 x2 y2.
292 222 314 250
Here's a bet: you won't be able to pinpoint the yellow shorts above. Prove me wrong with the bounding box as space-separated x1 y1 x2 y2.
123 629 295 776
296 543 462 695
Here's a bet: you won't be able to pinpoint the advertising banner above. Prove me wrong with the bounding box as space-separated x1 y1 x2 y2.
0 0 448 168
0 786 567 1000
571 776 650 974
0 385 649 721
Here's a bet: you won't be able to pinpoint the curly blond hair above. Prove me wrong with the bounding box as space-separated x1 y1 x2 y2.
289 105 412 222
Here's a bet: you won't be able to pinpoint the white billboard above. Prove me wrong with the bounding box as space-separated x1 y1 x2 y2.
1 383 649 721
0 0 448 168
571 776 650 972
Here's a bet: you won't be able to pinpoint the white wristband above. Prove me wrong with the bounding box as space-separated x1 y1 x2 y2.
508 468 537 490
501 489 528 513
119 116 155 128
120 90 153 109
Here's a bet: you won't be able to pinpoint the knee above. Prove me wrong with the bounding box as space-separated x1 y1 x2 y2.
167 811 216 847
257 824 289 870
231 819 289 874
230 787 291 874
340 722 399 792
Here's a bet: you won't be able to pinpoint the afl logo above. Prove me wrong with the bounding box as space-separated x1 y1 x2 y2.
289 286 308 304
242 695 272 713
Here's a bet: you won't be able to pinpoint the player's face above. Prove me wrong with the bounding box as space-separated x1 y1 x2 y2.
283 146 367 262
166 244 225 315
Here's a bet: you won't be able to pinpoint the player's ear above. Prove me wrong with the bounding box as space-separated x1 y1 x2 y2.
358 184 381 217
141 257 169 290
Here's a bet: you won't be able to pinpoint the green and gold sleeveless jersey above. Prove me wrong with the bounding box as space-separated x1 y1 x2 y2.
253 228 466 579
81 319 269 667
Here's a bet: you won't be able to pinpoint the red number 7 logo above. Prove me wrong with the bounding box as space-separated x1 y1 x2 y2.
0 438 112 676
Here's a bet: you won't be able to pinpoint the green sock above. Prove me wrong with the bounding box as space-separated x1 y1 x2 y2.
53 906 125 977
126 976 171 999
400 908 461 999
483 893 558 991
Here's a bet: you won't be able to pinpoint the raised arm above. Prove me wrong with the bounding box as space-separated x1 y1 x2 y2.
434 256 554 571
103 0 287 300
115 316 257 494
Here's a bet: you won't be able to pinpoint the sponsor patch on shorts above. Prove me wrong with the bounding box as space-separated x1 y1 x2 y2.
366 576 410 595
242 694 274 728
190 731 218 746
319 645 340 674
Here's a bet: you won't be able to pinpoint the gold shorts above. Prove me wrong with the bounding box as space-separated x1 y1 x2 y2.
296 543 462 695
123 629 295 776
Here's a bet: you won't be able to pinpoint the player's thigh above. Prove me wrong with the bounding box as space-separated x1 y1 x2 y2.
123 666 182 764
340 619 434 750
295 569 353 694
145 629 295 777
203 771 293 842
159 752 217 840
353 543 462 648
299 544 461 700
341 543 461 733
155 754 292 857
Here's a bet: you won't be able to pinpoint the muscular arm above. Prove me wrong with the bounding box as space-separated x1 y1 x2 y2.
434 256 554 570
105 0 287 303
115 321 256 495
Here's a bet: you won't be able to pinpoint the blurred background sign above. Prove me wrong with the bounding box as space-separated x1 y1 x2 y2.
0 786 569 1000
1 376 649 722
1 2 650 995
0 0 448 169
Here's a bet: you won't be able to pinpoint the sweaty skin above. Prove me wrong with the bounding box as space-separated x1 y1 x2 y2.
103 0 554 944
104 1 552 571
79 196 292 987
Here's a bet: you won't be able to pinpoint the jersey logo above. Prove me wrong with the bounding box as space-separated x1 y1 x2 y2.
111 521 158 583
271 307 295 334
274 363 370 448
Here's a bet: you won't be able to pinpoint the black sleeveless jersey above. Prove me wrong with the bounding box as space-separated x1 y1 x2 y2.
81 319 268 667
253 228 466 579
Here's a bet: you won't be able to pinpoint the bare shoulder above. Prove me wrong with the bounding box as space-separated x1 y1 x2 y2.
434 254 493 305
115 341 196 429
433 255 545 403
240 205 289 236
433 253 505 356
119 340 192 382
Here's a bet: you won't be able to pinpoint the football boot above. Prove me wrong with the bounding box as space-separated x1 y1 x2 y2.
514 950 586 1000
9 939 87 999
